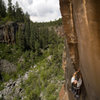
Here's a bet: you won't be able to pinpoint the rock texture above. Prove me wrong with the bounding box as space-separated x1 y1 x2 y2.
0 68 33 100
54 26 64 36
0 22 25 44
48 26 64 37
0 21 18 43
0 60 16 74
60 0 100 100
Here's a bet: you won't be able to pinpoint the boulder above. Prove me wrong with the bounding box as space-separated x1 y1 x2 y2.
0 60 16 74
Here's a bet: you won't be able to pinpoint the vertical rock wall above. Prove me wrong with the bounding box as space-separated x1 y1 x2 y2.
0 22 25 44
60 0 100 100
0 22 18 43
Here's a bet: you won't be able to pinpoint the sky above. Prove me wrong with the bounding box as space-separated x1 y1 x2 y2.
4 0 61 22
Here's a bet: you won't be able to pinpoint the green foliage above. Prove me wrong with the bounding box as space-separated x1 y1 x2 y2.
46 84 57 94
24 13 31 49
0 0 62 26
0 97 4 100
0 0 6 19
32 18 62 27
15 2 24 22
19 34 64 100
45 84 57 100
0 12 64 99
7 0 13 20
13 97 21 100
16 26 26 51
0 82 4 91
0 0 24 23
0 44 22 63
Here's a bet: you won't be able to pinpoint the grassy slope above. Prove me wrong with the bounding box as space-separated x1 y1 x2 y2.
21 43 64 100
0 38 64 100
21 51 64 100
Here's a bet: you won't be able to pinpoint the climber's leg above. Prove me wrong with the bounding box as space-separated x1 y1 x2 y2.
78 88 81 95
71 84 76 94
75 88 80 98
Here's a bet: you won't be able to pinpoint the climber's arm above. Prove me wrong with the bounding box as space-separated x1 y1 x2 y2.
71 76 75 83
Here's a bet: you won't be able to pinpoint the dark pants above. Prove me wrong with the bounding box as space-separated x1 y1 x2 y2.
71 84 81 96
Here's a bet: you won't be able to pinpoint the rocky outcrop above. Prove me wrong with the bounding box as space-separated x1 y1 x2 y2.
54 26 64 36
0 21 18 43
60 0 100 100
0 60 16 74
48 26 64 37
0 22 25 44
0 69 32 100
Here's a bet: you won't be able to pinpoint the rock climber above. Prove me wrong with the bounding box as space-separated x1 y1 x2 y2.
71 69 82 98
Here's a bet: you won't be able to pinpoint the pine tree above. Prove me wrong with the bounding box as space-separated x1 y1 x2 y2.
17 26 26 51
24 12 31 49
30 25 35 51
12 5 16 21
42 27 49 49
15 2 24 22
0 0 6 19
35 41 40 55
8 0 13 19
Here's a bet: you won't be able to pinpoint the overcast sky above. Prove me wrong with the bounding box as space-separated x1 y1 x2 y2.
4 0 61 22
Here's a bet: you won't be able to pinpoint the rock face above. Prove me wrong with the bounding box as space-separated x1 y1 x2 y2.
54 26 64 36
0 21 18 43
60 0 100 100
0 22 25 44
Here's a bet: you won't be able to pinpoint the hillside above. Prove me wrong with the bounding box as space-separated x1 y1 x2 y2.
0 0 65 100
0 19 65 100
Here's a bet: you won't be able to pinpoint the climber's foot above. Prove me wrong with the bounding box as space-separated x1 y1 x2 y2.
75 95 80 98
